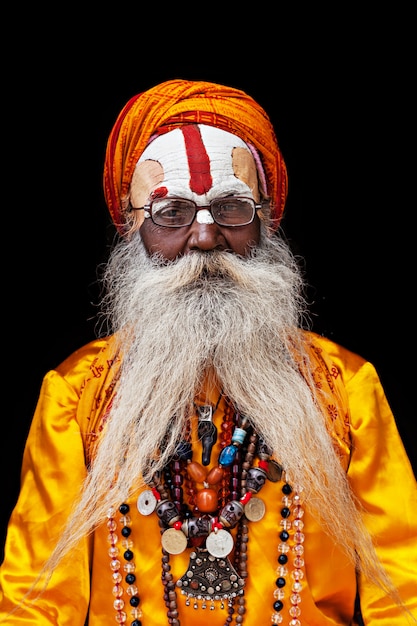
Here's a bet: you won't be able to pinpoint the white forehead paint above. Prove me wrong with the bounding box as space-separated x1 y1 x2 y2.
196 208 215 224
134 124 257 204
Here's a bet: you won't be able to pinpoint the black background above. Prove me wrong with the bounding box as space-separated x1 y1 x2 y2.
2 13 416 557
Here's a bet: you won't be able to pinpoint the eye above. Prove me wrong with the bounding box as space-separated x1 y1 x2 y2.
160 207 183 218
212 198 254 225
217 200 241 214
153 199 195 226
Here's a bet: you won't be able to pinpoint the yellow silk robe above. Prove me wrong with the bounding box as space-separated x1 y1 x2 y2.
1 331 416 625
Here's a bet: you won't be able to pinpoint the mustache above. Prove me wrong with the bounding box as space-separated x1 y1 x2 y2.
148 248 263 293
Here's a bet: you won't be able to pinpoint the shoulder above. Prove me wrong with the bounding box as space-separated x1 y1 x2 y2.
55 337 113 376
47 336 119 399
302 329 370 385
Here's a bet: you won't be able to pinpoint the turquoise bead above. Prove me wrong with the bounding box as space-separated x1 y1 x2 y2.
219 444 238 466
231 427 247 445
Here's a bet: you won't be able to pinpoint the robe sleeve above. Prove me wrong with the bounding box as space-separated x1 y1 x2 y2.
0 369 91 625
346 359 417 624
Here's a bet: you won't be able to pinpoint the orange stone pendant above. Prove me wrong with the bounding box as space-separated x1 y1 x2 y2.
195 487 218 512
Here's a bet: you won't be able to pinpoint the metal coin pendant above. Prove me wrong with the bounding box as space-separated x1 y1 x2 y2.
244 496 266 522
161 528 188 555
206 529 234 558
137 489 157 515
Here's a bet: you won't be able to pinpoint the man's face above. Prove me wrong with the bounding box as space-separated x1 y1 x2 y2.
129 124 262 260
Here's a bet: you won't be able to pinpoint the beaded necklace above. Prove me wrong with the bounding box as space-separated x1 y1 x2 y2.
106 402 305 625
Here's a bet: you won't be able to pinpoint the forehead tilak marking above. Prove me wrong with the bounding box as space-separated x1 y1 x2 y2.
181 125 213 195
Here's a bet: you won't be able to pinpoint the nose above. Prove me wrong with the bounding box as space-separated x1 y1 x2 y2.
186 219 227 252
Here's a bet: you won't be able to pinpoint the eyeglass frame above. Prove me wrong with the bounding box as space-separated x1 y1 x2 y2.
128 196 263 228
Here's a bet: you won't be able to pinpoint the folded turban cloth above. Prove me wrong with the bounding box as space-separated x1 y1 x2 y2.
103 79 288 233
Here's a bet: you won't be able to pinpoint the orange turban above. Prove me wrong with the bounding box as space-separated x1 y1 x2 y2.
103 79 288 233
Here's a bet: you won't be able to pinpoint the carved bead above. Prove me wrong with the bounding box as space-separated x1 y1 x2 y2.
219 500 244 527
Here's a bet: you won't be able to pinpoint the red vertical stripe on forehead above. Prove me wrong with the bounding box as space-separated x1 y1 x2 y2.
181 125 212 195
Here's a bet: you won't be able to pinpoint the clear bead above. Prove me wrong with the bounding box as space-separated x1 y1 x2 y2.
130 607 143 619
112 584 124 598
293 544 304 555
273 589 285 600
276 566 288 577
126 585 138 596
107 507 116 518
292 581 303 593
278 542 290 553
108 546 119 558
107 519 117 531
279 520 292 530
281 496 292 506
114 610 127 623
284 471 293 484
108 532 118 545
110 559 121 571
271 613 283 624
290 593 302 604
121 539 133 549
112 572 122 584
290 605 301 616
291 569 304 581
293 556 304 568
293 519 304 531
113 598 125 610
119 515 131 526
294 531 305 544
293 506 304 518
123 562 136 573
289 619 301 626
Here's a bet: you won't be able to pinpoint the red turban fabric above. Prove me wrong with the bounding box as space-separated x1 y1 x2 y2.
103 79 288 233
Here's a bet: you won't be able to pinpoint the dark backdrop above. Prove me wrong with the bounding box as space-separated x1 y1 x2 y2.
2 16 416 558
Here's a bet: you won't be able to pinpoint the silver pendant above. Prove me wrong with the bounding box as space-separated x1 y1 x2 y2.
137 489 157 515
196 404 218 466
196 405 213 421
176 548 245 602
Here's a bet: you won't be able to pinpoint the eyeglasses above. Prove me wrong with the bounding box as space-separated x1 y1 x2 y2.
131 196 261 228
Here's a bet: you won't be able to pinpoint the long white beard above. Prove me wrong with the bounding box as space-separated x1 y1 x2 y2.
43 231 397 598
95 232 314 488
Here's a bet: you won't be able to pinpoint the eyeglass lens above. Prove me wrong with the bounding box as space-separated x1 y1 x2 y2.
151 197 255 227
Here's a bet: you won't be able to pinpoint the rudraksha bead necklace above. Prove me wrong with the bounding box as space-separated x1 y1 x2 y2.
107 404 305 625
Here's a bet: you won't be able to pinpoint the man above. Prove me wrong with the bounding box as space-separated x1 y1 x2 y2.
1 79 416 625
